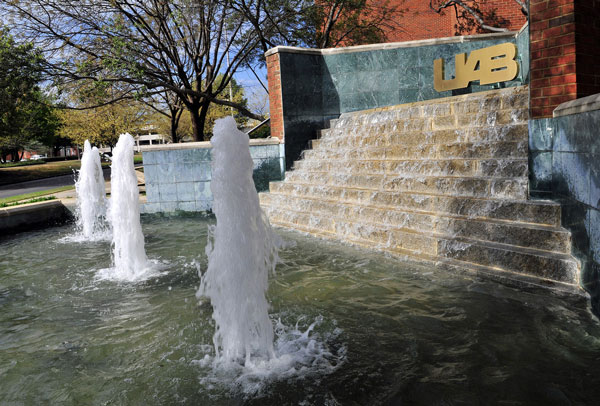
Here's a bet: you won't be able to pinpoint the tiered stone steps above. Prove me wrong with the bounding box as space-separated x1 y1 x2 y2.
260 87 581 290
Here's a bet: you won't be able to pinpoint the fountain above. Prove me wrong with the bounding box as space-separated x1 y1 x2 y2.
101 132 153 281
2 116 600 403
198 117 280 364
74 140 108 240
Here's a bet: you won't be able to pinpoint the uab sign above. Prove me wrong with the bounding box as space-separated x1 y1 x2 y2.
434 43 519 92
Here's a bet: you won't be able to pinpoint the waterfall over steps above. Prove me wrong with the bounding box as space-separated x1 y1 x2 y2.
259 86 581 291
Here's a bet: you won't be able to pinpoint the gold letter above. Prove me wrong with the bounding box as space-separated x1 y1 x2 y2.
478 43 519 85
433 43 519 92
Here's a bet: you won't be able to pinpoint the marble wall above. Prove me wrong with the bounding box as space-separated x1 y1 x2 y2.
141 141 284 213
276 27 529 167
529 108 600 312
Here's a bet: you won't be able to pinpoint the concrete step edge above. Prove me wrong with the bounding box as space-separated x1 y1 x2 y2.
260 192 565 232
261 201 571 254
265 210 581 292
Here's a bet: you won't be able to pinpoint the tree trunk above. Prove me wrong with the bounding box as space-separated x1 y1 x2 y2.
170 121 179 143
189 104 203 142
169 107 183 143
198 102 211 141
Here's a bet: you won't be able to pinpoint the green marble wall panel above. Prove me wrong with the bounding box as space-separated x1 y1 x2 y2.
321 36 526 115
529 108 600 315
529 118 554 196
141 144 284 213
516 26 530 84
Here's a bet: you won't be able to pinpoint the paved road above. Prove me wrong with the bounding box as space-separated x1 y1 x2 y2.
0 167 111 199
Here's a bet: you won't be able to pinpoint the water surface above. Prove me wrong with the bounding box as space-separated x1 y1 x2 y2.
1 214 600 405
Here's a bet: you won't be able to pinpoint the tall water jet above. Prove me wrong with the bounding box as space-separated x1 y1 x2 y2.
106 133 150 281
198 117 280 365
75 140 107 239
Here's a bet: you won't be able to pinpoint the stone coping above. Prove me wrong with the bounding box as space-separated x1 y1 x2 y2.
265 29 522 57
553 93 600 117
338 85 528 117
0 199 65 217
141 138 281 152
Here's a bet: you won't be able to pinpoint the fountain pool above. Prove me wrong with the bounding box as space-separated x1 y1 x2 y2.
1 214 600 405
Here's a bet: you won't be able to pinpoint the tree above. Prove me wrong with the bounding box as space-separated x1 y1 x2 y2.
58 83 149 149
174 75 249 140
0 29 60 162
430 0 528 34
2 0 406 143
231 0 405 51
143 90 186 143
2 0 266 142
312 0 405 48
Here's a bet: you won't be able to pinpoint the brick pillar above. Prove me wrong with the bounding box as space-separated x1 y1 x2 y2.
575 0 600 96
266 51 284 142
530 0 600 118
530 0 577 118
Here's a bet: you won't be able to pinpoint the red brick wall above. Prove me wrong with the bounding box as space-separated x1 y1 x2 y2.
530 0 577 118
383 0 526 42
266 52 284 142
530 0 600 118
385 1 453 42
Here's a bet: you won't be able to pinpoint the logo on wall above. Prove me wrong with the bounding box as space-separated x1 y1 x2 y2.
433 43 519 92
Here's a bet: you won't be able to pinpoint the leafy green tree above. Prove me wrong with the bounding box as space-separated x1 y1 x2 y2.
0 29 60 162
59 100 148 149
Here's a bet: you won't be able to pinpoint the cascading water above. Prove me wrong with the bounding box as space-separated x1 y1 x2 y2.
74 140 107 240
103 132 152 282
198 117 280 365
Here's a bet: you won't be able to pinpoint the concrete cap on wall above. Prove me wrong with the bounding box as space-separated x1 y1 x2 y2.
264 29 522 57
553 93 600 118
140 138 281 152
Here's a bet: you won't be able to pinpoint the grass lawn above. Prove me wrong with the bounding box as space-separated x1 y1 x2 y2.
0 186 74 207
0 195 57 208
0 154 143 186
0 160 47 168
0 160 110 186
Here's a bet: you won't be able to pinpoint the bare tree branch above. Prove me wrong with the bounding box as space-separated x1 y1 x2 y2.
430 0 511 33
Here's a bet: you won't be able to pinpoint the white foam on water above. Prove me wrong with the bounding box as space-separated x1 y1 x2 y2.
194 316 346 397
101 133 155 282
70 140 110 242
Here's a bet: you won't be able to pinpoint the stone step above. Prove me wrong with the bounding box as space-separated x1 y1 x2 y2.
323 115 528 141
264 86 580 288
266 182 561 226
262 205 578 285
260 193 570 253
302 140 528 161
315 123 528 149
293 158 529 178
283 171 529 200
330 87 529 129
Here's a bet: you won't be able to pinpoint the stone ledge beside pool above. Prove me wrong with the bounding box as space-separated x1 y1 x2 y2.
0 200 73 236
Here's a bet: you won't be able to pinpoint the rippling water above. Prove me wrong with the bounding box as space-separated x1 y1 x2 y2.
1 214 600 405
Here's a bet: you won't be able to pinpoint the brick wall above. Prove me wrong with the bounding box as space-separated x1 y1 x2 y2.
530 0 600 118
529 0 576 118
385 1 453 42
382 0 526 42
266 52 284 142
